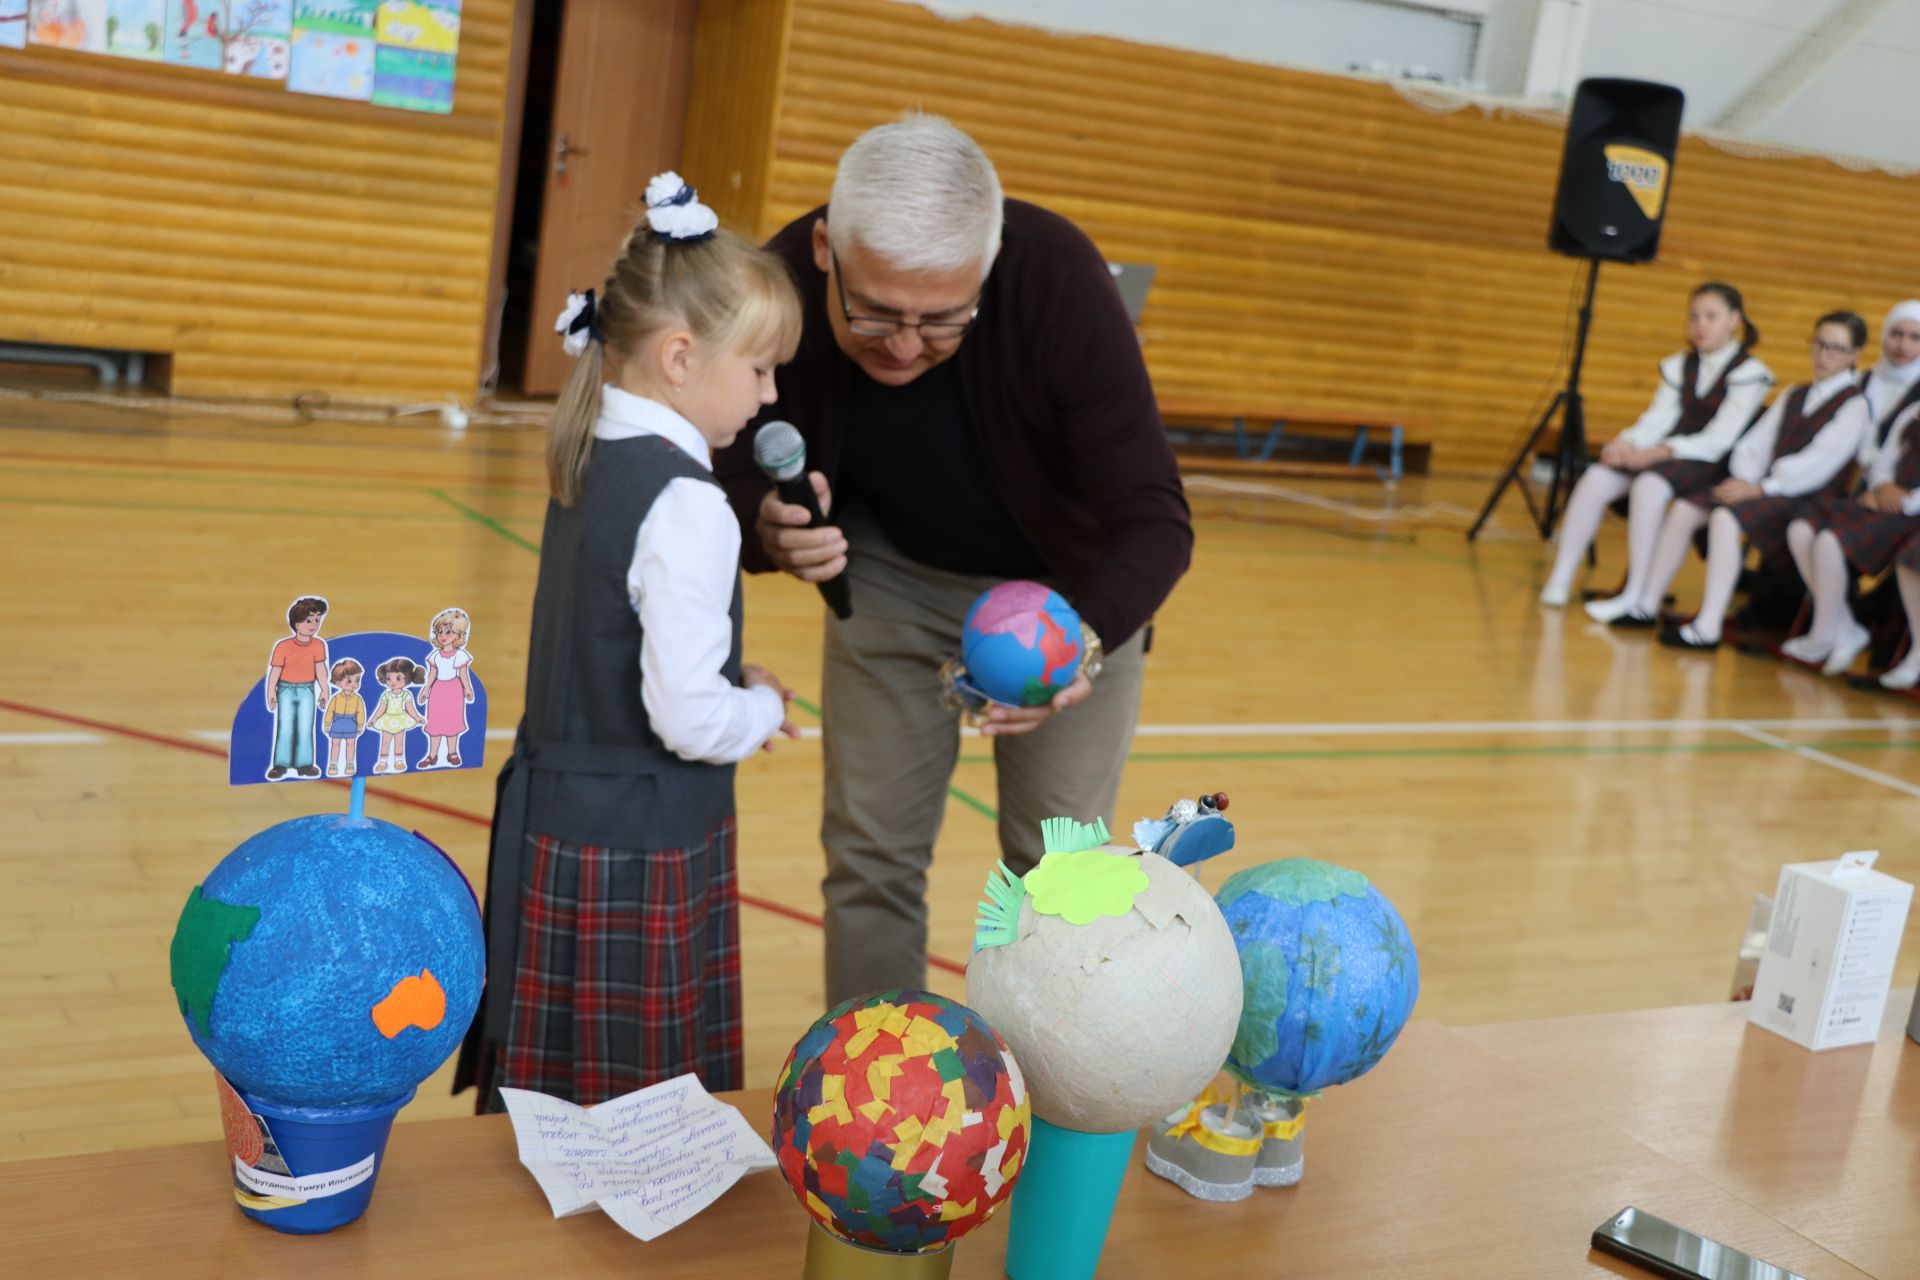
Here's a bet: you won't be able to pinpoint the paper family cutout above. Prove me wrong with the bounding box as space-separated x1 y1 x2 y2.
228 596 488 785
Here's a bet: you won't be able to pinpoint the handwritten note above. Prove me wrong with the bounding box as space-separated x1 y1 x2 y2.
501 1074 777 1241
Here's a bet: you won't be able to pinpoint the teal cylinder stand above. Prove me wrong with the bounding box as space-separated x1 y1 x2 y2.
1003 1117 1136 1280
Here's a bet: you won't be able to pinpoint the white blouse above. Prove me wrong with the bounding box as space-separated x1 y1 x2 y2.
1728 369 1871 497
1619 345 1774 462
1864 403 1920 517
593 385 785 765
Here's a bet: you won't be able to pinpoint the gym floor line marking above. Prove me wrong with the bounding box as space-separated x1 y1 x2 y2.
957 739 1920 765
148 714 1920 747
1731 723 1920 801
0 492 483 524
0 446 550 491
0 457 552 500
1125 716 1920 737
0 418 548 464
427 489 541 553
0 696 968 977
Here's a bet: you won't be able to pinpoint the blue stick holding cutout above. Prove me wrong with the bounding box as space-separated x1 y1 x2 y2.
348 776 366 821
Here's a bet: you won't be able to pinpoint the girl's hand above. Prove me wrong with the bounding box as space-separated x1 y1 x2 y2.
743 665 802 751
742 664 795 701
1598 439 1631 468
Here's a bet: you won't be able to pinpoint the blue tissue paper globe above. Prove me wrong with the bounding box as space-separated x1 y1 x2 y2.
1216 858 1418 1095
961 581 1084 708
170 814 484 1108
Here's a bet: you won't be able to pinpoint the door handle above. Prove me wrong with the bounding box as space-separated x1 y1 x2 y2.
555 131 589 177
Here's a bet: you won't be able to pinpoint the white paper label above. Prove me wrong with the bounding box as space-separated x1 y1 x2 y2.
234 1152 376 1199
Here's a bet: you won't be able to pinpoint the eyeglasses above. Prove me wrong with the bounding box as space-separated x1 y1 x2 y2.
831 249 979 341
1810 339 1858 356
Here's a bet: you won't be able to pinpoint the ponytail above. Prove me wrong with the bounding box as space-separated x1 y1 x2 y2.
542 174 801 507
547 339 605 506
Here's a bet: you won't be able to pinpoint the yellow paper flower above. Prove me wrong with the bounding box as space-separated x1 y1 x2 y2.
1023 849 1149 925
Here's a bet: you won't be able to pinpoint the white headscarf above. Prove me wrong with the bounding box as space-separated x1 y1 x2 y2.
1871 299 1920 389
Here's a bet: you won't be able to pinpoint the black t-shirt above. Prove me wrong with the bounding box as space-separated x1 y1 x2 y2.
837 359 1049 578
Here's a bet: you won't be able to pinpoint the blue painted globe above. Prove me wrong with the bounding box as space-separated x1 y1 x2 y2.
961 581 1083 708
1216 859 1418 1095
169 814 484 1108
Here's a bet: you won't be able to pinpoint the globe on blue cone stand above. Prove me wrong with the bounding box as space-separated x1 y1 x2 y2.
172 813 484 1234
1003 1119 1137 1280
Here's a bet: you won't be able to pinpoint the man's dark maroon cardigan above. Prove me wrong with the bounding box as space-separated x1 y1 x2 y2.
712 199 1193 649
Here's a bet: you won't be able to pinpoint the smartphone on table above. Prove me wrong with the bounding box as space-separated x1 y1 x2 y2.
1590 1207 1807 1280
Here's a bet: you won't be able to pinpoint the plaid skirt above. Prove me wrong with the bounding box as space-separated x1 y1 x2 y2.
1723 494 1812 565
1898 525 1920 575
474 818 743 1110
1806 496 1920 578
1644 457 1728 500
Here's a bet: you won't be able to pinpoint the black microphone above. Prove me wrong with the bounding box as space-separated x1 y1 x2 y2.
752 421 852 620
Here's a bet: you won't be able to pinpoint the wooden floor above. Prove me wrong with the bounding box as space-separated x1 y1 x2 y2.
5 391 1919 1163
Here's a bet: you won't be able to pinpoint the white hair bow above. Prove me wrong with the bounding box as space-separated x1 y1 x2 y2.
644 170 719 242
554 288 598 357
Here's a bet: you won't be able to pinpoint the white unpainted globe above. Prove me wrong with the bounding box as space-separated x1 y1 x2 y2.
966 849 1244 1133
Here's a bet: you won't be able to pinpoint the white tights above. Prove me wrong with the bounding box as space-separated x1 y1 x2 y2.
1545 465 1631 595
1785 521 1858 649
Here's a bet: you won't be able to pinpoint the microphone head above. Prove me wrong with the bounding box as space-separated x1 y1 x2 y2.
752 421 807 482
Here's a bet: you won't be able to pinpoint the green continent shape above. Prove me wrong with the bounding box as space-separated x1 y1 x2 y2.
169 886 261 1038
1218 858 1368 910
1019 676 1057 707
1229 939 1291 1070
1023 849 1149 925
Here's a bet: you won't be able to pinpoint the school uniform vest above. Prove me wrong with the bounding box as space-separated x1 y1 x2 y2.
1769 382 1862 468
1670 348 1751 437
1862 370 1920 447
519 435 743 850
1892 431 1920 490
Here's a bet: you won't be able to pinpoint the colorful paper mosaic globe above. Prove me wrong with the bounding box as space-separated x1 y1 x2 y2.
168 814 485 1108
1216 858 1419 1095
772 990 1031 1253
967 845 1244 1133
961 581 1083 707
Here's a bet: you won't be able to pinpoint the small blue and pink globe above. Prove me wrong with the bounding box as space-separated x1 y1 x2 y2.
961 582 1084 708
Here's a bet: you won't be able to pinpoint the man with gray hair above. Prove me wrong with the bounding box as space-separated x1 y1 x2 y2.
715 114 1192 1006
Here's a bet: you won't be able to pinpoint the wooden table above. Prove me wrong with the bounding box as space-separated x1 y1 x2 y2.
1465 993 1920 1280
4 1004 1914 1278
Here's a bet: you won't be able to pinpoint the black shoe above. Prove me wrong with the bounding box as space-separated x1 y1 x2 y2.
297 765 322 778
1609 611 1657 629
1659 624 1719 651
266 766 288 780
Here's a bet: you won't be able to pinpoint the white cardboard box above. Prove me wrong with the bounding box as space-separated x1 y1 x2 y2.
1749 851 1913 1050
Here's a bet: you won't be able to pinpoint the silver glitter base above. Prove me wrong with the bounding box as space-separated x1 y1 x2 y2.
1251 1157 1303 1188
1143 1146 1255 1202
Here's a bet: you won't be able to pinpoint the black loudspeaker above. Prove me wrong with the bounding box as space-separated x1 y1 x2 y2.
1548 78 1685 263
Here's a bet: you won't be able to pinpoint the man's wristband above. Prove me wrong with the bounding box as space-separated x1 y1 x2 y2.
1080 621 1104 684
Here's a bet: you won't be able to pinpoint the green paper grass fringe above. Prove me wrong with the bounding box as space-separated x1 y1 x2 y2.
973 859 1028 951
1040 815 1110 855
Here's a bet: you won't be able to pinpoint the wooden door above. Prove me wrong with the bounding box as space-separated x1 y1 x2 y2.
520 0 697 394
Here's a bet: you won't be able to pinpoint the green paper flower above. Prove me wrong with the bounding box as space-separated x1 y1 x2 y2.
1023 849 1149 925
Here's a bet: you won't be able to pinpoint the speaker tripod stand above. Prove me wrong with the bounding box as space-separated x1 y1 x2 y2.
1469 258 1602 543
